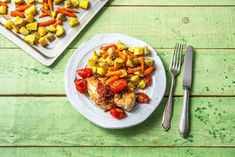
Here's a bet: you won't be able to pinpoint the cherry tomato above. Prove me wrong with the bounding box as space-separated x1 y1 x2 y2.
145 74 152 87
109 79 127 93
74 78 87 93
110 107 126 120
76 68 93 78
136 92 150 103
97 83 114 99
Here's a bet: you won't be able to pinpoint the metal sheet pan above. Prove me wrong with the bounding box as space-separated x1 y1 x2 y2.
0 0 108 66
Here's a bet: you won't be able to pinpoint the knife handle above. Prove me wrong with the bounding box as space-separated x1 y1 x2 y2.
179 88 190 137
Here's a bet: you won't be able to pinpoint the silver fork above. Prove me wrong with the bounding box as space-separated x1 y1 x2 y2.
162 43 183 131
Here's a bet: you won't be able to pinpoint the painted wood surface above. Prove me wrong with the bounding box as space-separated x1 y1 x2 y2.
111 0 235 5
0 49 234 95
0 0 234 156
0 147 234 157
0 97 234 146
0 7 235 49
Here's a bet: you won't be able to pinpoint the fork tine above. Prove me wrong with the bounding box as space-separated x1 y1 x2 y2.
171 43 179 69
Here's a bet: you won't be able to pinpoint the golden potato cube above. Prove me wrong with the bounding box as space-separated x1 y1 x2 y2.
26 15 35 23
14 16 24 25
68 17 80 27
117 41 127 50
47 25 56 33
27 0 35 3
38 37 48 47
38 27 47 37
137 79 146 89
64 0 72 8
19 27 29 35
133 47 144 56
97 67 107 76
71 0 79 7
26 22 38 31
79 0 89 9
55 25 64 37
0 6 7 14
4 20 14 29
25 5 37 16
24 34 36 45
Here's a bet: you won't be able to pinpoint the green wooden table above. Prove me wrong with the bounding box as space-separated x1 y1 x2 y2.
0 0 235 156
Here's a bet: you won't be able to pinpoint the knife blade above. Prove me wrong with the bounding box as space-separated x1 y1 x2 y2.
179 45 194 137
183 46 193 89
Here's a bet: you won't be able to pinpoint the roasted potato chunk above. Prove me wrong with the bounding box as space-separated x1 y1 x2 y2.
68 17 79 27
26 22 38 31
55 25 65 37
38 37 48 47
24 34 36 45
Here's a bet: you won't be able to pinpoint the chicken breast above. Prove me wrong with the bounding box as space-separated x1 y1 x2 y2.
114 91 136 111
86 76 99 101
86 76 115 111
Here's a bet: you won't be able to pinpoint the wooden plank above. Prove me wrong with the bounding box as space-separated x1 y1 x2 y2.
0 7 235 49
0 147 234 157
0 97 234 146
0 49 234 95
111 0 235 5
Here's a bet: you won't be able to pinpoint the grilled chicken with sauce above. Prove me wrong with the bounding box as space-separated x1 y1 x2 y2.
86 76 115 111
86 76 136 111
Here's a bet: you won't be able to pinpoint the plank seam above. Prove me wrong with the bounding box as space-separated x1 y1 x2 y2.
0 146 234 148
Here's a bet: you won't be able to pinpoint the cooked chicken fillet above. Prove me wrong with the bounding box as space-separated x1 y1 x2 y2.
86 76 115 111
86 76 99 101
114 91 136 111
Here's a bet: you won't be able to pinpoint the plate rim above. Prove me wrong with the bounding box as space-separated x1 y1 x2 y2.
65 33 166 129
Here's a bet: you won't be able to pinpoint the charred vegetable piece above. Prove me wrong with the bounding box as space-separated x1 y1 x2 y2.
136 92 150 103
110 107 126 120
38 37 48 47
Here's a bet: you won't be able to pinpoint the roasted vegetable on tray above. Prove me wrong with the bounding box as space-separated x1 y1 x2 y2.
74 41 156 120
1 0 89 47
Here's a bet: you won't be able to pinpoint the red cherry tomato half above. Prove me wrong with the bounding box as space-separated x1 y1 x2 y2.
76 68 93 78
136 92 150 103
110 107 126 120
145 74 152 87
74 78 87 93
109 79 127 93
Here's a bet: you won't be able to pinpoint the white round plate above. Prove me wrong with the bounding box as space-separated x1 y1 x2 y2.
65 33 166 129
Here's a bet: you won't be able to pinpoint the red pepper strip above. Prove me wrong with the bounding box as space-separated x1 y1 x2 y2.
38 19 56 27
56 9 76 17
53 20 62 27
57 7 79 13
10 11 25 18
15 4 32 11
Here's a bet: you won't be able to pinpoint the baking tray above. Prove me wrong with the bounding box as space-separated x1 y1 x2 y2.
0 0 108 66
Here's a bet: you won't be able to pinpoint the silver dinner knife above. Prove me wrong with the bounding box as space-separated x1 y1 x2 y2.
179 45 193 137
